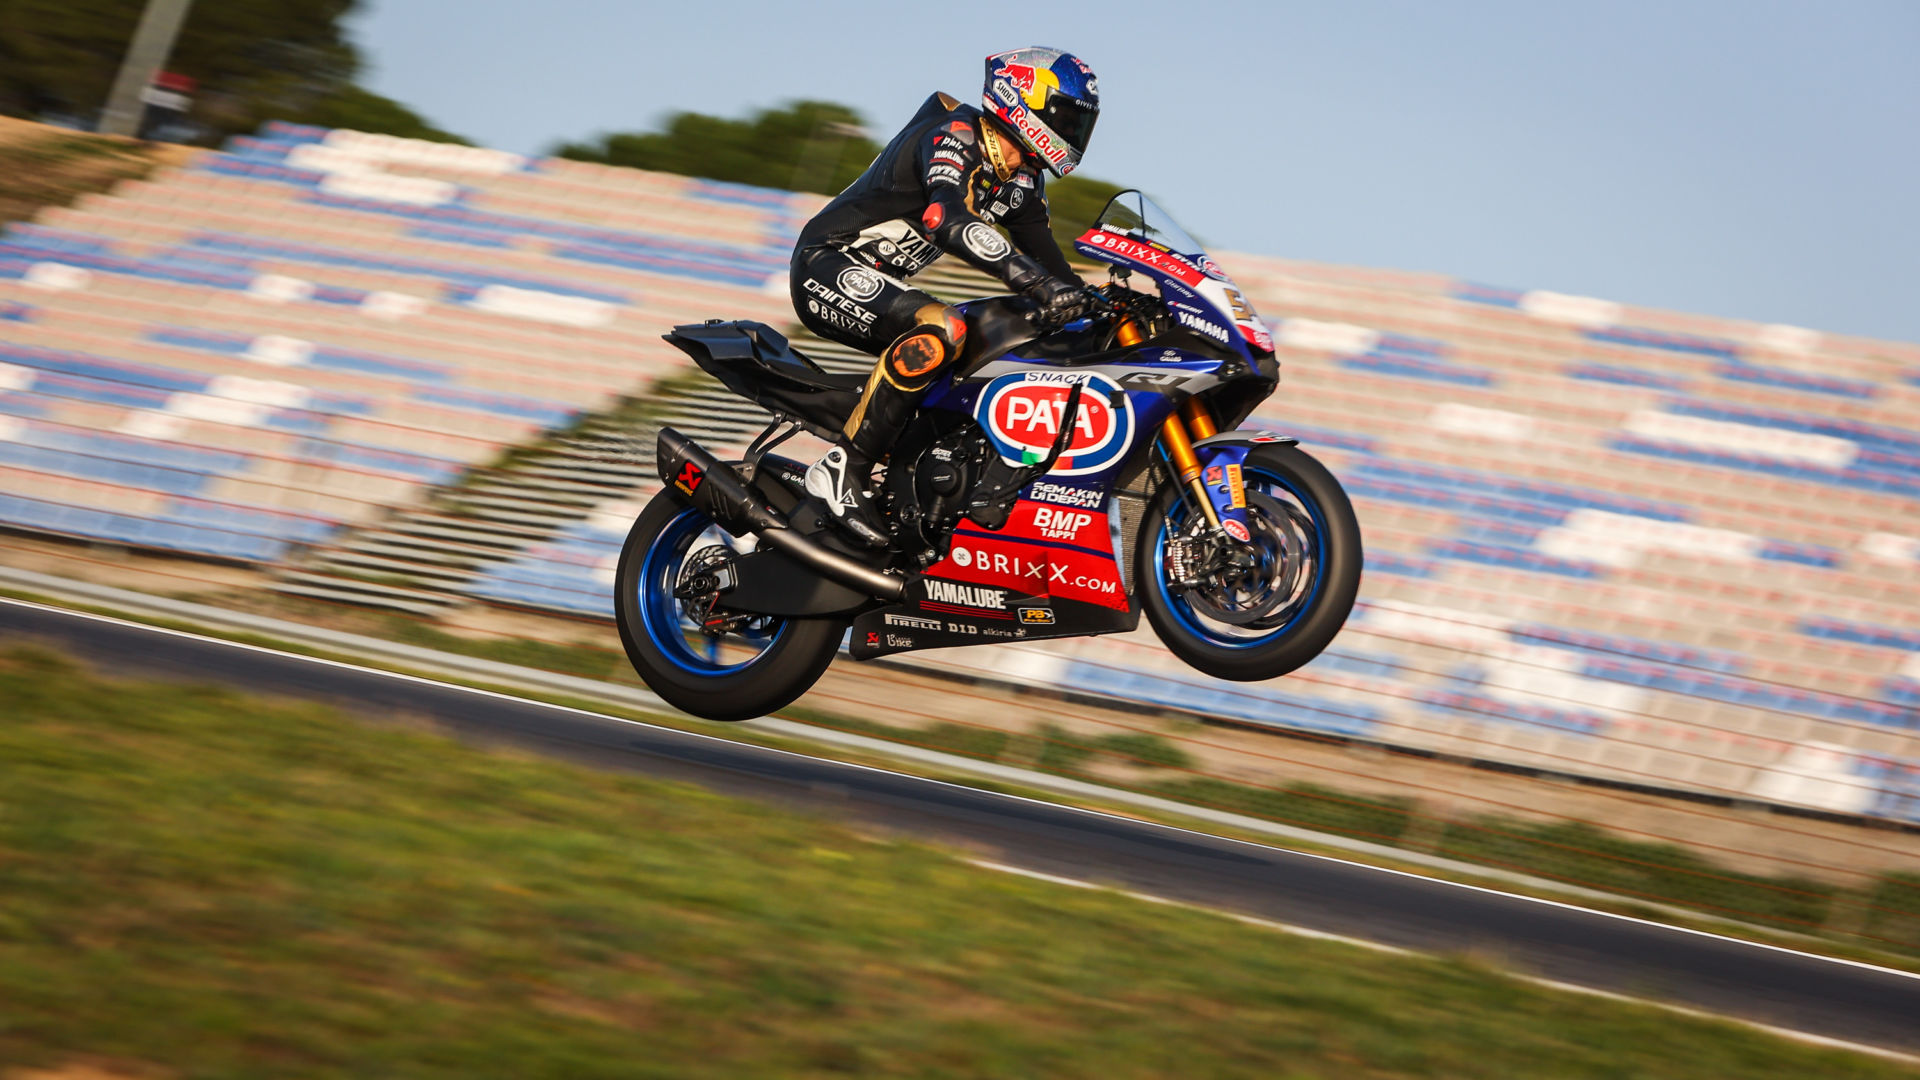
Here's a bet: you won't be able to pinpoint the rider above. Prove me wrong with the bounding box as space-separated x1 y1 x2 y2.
792 46 1101 546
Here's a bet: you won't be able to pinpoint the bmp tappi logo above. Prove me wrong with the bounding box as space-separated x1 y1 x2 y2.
975 371 1132 476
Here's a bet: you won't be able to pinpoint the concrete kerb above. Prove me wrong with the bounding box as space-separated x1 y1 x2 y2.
0 563 1861 946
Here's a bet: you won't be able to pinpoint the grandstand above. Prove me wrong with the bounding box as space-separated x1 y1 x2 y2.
2 122 1916 828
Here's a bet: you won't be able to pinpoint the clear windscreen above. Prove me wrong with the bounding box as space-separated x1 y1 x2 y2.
1085 190 1273 354
1093 191 1209 264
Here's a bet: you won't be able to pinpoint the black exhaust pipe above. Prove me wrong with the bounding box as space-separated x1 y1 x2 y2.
656 428 906 602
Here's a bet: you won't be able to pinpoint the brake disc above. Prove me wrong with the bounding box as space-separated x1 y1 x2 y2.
673 545 740 636
1181 490 1312 628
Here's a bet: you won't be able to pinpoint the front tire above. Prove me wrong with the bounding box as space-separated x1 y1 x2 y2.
614 493 845 721
1136 441 1361 682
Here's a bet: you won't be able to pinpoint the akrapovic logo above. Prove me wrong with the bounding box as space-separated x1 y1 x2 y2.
921 579 1007 610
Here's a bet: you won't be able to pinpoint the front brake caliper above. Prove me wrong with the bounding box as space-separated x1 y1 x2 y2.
1163 535 1205 587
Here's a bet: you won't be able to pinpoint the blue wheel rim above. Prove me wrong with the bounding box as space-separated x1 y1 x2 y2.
637 507 788 674
1151 462 1329 651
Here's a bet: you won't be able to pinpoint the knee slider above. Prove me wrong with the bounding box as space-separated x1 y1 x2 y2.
882 304 967 389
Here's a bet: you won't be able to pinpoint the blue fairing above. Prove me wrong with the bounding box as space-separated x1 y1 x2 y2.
918 324 1224 491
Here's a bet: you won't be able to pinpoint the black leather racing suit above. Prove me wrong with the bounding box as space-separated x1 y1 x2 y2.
791 91 1081 461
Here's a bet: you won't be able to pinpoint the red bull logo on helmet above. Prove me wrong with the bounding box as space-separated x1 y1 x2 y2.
999 62 1058 109
1005 105 1070 168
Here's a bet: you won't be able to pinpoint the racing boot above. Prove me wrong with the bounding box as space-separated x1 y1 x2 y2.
808 307 968 549
804 444 889 548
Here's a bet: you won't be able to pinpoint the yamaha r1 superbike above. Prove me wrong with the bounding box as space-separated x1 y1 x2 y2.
617 191 1362 721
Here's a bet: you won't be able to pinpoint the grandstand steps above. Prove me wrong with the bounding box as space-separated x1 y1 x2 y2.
311 548 479 585
331 534 496 570
267 405 667 611
262 303 890 615
460 475 624 502
273 572 453 615
450 480 610 511
516 461 651 486
380 512 555 547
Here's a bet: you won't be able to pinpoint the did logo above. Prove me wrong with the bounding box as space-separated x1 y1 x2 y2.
975 371 1132 477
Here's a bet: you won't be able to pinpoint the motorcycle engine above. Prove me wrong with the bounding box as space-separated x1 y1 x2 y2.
887 425 994 567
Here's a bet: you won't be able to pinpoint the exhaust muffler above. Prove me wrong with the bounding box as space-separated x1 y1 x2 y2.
656 428 906 602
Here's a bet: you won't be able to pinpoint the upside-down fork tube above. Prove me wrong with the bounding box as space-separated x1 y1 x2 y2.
1179 396 1219 440
656 428 906 601
1159 410 1224 531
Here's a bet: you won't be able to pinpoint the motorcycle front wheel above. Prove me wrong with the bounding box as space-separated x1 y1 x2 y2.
613 492 845 721
1135 441 1362 682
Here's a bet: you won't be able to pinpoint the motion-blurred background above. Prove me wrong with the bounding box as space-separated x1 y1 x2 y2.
2 2 1918 1073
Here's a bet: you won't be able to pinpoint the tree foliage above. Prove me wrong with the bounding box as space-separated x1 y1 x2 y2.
556 100 1128 256
0 0 464 144
297 85 469 146
554 101 882 197
1045 174 1127 255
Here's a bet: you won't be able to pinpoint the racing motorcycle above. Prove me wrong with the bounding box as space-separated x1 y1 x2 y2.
616 191 1362 721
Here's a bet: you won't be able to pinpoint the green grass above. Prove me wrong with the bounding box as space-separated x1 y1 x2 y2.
0 126 170 227
1152 777 1417 844
2 646 1915 1079
782 705 1920 952
1092 731 1195 769
1864 873 1920 952
1438 817 1839 932
9 573 1916 966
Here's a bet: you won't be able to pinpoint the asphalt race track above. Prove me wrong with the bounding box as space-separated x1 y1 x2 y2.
5 598 1918 1056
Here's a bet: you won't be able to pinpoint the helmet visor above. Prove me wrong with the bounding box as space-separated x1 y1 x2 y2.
1037 92 1098 156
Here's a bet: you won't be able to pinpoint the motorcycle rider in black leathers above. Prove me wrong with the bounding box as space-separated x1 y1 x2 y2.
794 46 1101 545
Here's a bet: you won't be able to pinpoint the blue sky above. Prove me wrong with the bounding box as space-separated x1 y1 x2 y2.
347 1 1918 344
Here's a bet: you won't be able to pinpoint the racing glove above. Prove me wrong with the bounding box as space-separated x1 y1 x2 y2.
1005 255 1088 330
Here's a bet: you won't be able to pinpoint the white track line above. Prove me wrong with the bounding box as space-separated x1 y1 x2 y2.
969 859 1920 1066
7 595 1918 995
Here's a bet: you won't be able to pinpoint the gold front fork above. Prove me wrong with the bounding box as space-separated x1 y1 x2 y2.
1160 398 1223 531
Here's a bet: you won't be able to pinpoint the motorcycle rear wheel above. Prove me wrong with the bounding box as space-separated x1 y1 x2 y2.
614 492 845 721
1136 441 1362 682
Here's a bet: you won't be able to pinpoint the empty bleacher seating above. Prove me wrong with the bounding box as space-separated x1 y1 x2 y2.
2 121 1916 825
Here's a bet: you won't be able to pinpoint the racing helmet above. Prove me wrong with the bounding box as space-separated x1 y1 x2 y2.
982 46 1098 177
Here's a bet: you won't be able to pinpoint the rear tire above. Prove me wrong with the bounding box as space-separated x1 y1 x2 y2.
614 492 845 721
1136 441 1361 682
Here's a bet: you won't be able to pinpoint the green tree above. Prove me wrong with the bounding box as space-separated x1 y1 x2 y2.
295 84 469 146
558 100 1128 255
554 101 881 196
0 0 465 144
1045 174 1127 254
